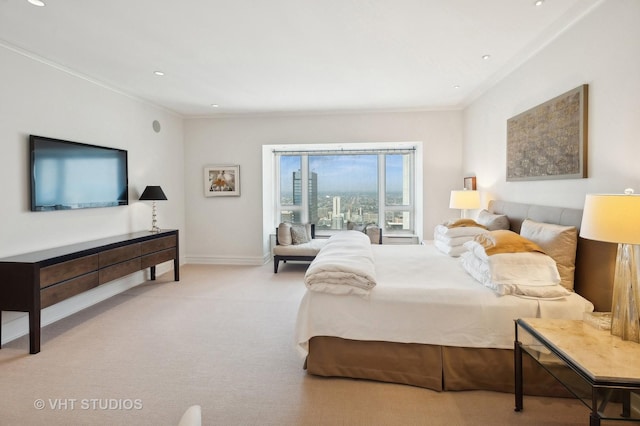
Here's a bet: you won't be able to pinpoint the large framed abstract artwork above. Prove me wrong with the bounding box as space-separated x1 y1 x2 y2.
506 84 588 181
204 165 240 197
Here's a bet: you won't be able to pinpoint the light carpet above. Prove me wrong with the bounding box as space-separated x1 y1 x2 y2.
0 263 593 425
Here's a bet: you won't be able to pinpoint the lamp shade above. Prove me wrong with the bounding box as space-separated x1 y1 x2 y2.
580 193 640 245
449 190 480 210
139 186 167 201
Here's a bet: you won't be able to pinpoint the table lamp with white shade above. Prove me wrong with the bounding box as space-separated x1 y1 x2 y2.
449 190 480 218
580 189 640 342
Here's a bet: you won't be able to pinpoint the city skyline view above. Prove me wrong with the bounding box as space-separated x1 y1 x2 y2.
280 154 406 195
279 153 412 231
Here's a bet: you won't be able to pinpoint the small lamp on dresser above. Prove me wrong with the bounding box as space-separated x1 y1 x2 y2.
139 185 167 233
449 189 480 219
580 189 640 342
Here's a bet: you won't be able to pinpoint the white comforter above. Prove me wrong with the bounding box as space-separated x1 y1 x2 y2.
304 231 376 296
295 242 594 355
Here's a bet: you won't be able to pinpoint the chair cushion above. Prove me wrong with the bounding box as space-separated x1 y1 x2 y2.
291 224 310 244
277 223 292 245
364 224 381 244
273 239 327 256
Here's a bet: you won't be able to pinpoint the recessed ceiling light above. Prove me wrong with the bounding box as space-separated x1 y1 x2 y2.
482 54 491 60
27 0 45 6
453 85 461 89
153 71 165 76
210 104 220 108
534 0 545 6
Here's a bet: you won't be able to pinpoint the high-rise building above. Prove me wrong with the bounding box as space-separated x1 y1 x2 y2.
293 171 318 224
292 171 302 205
331 196 343 229
332 196 340 217
309 172 318 225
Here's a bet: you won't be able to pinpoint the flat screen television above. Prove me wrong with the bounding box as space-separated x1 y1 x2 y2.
30 135 128 211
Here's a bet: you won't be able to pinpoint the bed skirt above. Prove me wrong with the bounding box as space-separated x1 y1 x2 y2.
305 336 572 396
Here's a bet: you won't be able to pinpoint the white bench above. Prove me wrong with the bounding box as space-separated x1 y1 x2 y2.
273 223 382 273
273 224 327 273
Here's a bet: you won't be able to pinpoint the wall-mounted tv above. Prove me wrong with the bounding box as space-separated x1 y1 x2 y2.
30 135 128 211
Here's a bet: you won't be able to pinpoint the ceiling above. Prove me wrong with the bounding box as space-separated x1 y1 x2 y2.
0 0 602 117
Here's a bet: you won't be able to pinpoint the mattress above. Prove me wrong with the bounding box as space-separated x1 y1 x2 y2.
295 242 594 355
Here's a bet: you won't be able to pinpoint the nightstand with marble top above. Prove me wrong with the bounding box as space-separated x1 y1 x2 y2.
514 318 640 426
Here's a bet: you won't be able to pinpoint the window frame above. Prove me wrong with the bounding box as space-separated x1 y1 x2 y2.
270 142 421 237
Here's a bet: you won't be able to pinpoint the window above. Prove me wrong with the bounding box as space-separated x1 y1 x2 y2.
274 145 417 235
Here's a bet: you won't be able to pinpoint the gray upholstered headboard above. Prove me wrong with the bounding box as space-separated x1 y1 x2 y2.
488 200 616 312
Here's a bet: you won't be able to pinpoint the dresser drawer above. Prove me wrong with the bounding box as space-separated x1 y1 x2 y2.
99 258 141 284
141 248 176 269
100 244 141 268
140 236 176 255
40 255 99 288
0 229 179 354
40 272 100 308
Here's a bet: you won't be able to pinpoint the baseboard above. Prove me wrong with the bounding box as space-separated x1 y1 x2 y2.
186 255 267 265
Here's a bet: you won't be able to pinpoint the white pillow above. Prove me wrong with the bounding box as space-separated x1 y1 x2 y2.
434 239 468 257
485 252 561 286
460 251 568 298
476 209 510 231
520 219 578 291
277 223 292 246
434 224 489 238
433 232 476 247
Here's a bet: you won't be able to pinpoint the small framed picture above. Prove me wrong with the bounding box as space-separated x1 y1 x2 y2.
204 165 240 197
463 176 476 190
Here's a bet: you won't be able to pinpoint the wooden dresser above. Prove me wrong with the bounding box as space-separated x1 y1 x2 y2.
0 229 179 354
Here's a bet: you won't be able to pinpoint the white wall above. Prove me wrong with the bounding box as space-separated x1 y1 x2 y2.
0 45 186 344
184 110 463 263
463 0 640 208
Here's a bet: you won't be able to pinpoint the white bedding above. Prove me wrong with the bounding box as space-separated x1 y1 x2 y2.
295 241 594 356
304 231 376 296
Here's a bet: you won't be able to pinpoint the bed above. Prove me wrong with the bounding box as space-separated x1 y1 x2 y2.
294 200 617 394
